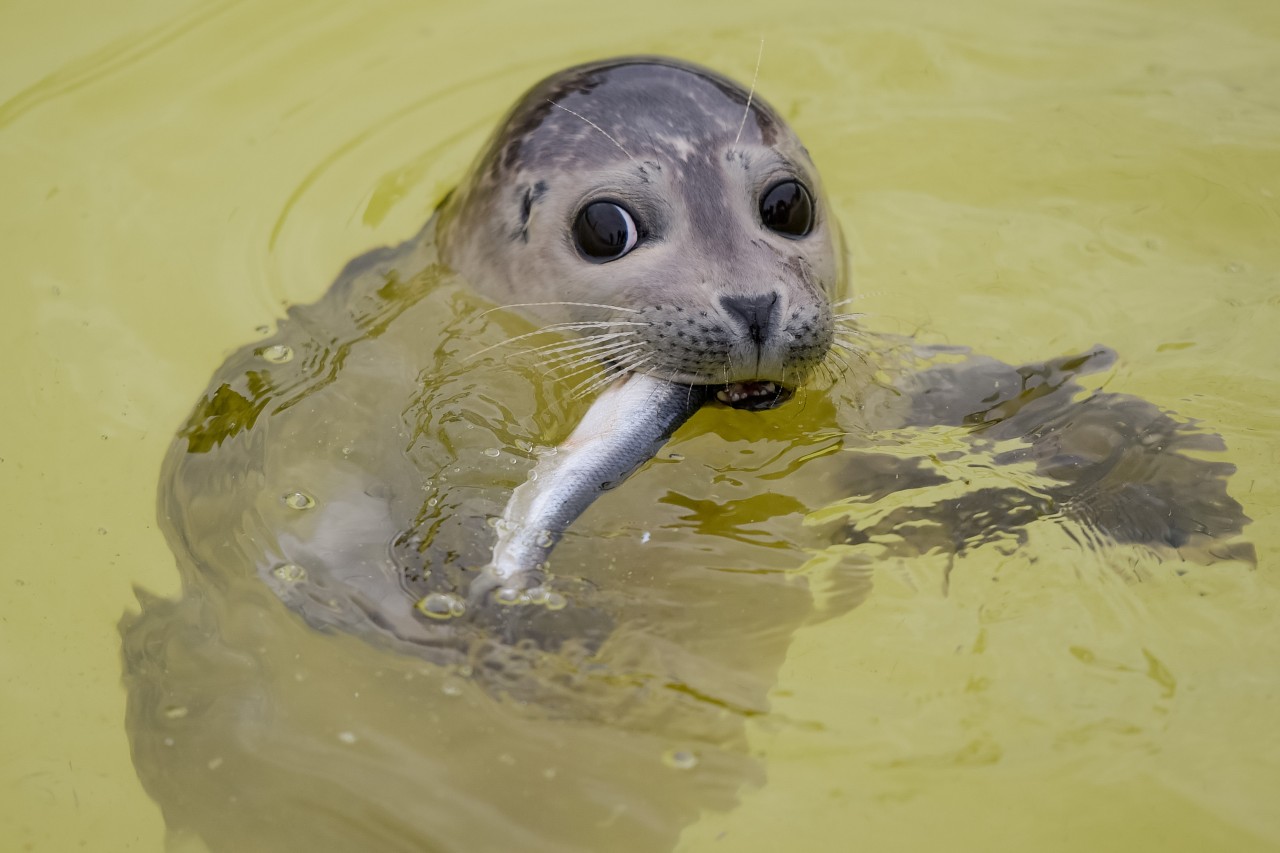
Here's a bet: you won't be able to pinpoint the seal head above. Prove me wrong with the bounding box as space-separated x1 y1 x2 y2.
439 56 842 409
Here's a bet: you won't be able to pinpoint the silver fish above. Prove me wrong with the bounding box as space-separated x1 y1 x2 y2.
470 374 707 603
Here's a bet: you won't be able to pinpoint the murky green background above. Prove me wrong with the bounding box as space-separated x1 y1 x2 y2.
3 0 1278 850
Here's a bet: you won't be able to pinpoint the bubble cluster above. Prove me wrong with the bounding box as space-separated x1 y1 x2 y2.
415 592 466 620
282 490 315 510
272 563 307 583
257 344 294 363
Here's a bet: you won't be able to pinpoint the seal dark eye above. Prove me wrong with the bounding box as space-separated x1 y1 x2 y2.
760 180 814 238
574 201 640 262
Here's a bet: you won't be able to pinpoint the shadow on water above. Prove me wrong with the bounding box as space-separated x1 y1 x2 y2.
121 223 1252 852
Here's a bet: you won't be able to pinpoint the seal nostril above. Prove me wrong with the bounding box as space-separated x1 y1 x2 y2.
719 292 780 346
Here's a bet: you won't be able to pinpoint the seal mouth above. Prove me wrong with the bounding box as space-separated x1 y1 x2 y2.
711 380 794 411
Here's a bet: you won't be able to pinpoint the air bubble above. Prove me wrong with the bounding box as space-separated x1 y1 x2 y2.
525 585 550 605
162 705 189 720
337 731 357 744
258 344 294 363
416 592 466 620
534 529 554 548
544 592 568 611
484 448 501 458
272 563 307 583
283 491 315 510
494 587 526 606
662 749 699 770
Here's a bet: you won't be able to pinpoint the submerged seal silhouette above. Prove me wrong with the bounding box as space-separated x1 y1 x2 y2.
120 54 1253 852
137 54 1252 659
438 56 842 409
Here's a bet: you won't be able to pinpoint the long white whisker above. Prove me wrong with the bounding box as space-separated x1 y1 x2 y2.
552 343 647 379
734 38 765 147
573 355 654 398
475 300 642 319
467 322 648 360
526 331 638 359
547 100 636 162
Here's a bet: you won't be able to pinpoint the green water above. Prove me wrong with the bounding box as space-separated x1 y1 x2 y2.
2 0 1278 850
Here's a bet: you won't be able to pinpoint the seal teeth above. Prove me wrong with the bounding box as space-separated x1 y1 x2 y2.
716 381 780 405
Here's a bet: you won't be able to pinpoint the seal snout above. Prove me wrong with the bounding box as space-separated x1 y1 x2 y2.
719 292 780 346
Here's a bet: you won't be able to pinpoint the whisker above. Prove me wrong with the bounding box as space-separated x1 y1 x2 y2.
733 38 765 147
547 100 636 162
475 300 642 319
551 342 647 380
572 355 655 399
467 321 647 360
525 331 638 360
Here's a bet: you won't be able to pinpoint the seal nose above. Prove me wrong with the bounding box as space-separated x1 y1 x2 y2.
719 292 780 346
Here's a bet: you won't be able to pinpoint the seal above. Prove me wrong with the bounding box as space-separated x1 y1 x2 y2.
134 54 1254 664
438 56 843 410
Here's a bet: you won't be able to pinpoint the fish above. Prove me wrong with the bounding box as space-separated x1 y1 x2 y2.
469 374 709 604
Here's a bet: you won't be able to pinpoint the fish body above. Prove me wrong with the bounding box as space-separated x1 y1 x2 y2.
472 374 707 600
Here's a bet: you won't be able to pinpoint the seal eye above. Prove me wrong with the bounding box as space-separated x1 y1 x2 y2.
760 180 814 238
574 201 640 262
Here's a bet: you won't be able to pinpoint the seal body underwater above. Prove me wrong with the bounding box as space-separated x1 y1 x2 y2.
131 55 1252 662
118 55 1252 851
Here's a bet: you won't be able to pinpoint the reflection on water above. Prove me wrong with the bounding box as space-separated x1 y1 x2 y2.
121 205 1249 849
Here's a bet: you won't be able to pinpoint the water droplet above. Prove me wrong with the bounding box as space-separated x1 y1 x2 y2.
483 447 501 458
494 587 526 606
416 592 466 620
272 563 306 583
162 705 189 720
663 749 699 770
544 592 568 611
283 491 315 510
337 731 357 744
667 453 685 461
258 344 294 363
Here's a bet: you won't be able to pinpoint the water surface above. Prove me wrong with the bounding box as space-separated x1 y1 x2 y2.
2 0 1278 850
